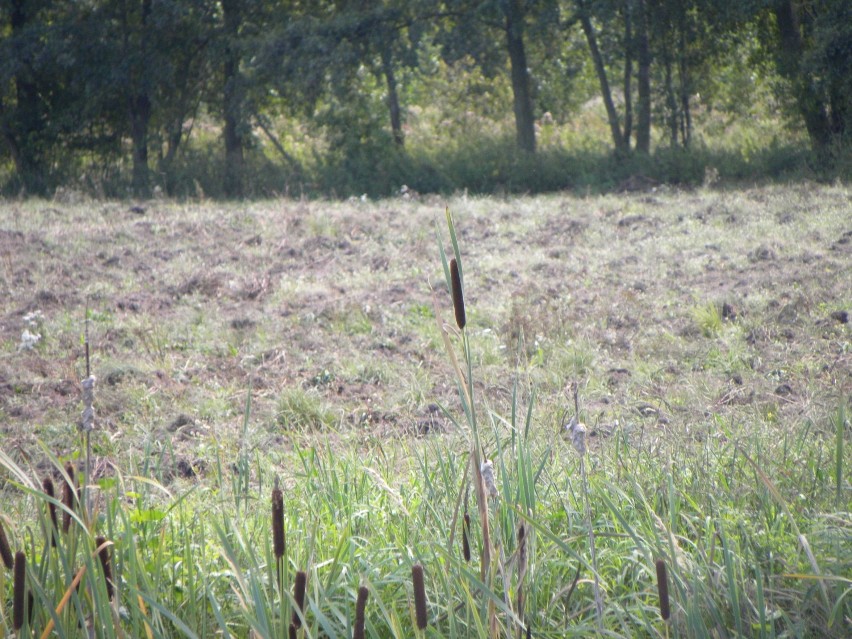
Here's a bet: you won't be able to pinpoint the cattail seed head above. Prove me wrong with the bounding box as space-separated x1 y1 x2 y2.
0 518 13 569
271 487 285 561
656 558 670 621
354 585 369 639
411 563 428 630
462 512 471 562
13 551 26 630
292 570 307 628
288 623 297 639
565 416 587 457
62 463 76 533
517 523 527 580
96 536 114 600
480 459 498 499
43 477 58 545
450 258 466 330
81 375 96 432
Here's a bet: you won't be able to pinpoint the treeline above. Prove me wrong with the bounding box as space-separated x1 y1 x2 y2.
1 0 849 199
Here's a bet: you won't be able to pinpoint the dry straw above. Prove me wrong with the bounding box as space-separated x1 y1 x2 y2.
292 570 307 628
450 258 466 330
0 517 13 569
13 551 26 630
353 585 369 639
271 485 285 561
411 563 428 630
96 536 114 600
656 558 671 621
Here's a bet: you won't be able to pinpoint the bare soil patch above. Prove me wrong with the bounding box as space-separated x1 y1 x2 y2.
0 185 849 475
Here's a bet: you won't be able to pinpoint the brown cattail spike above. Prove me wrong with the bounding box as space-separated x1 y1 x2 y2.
292 570 307 628
13 551 26 630
411 563 428 630
656 558 670 621
450 258 466 330
271 487 285 561
0 518 13 569
43 477 58 546
63 463 76 533
96 537 114 600
354 585 369 639
462 512 471 562
288 623 297 639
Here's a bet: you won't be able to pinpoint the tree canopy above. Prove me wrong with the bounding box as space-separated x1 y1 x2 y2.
0 0 848 198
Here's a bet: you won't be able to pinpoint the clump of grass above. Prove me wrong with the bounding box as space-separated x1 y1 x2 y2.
693 302 723 337
277 388 335 431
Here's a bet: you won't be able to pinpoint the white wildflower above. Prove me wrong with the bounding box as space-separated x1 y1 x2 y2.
18 329 41 351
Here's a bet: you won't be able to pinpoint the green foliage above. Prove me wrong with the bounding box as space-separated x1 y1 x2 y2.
1 0 849 197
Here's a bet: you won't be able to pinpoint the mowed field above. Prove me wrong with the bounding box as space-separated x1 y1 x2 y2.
0 183 850 637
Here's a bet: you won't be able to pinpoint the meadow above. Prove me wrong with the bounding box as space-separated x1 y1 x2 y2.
0 182 849 637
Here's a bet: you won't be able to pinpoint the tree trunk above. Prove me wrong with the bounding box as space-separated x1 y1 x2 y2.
222 0 245 198
504 0 536 153
677 14 691 147
662 43 678 148
774 0 831 152
579 8 626 154
129 0 152 198
7 0 46 194
129 93 152 197
381 46 404 147
635 0 652 154
622 0 633 150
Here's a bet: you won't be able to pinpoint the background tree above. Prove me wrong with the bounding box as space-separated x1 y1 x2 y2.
0 1 79 194
437 0 553 153
769 0 851 158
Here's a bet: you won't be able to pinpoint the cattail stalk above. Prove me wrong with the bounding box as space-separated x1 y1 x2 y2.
96 536 114 600
43 477 58 546
411 564 427 630
462 512 471 562
62 463 77 533
0 518 13 569
13 551 26 630
450 258 466 330
272 486 285 561
354 585 369 639
656 558 671 621
292 570 307 628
